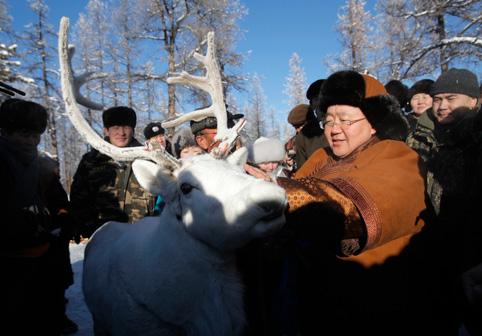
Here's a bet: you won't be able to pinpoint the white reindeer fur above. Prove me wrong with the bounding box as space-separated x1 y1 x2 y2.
82 149 287 335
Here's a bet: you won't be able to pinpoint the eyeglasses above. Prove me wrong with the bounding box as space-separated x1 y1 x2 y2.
321 117 366 129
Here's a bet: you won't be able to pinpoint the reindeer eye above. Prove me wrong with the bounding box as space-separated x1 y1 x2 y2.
180 183 193 195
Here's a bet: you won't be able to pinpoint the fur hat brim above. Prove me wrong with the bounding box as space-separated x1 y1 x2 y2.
319 71 365 112
362 95 408 141
318 70 408 141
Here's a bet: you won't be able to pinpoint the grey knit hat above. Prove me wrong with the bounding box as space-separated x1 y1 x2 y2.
431 68 479 98
248 137 285 164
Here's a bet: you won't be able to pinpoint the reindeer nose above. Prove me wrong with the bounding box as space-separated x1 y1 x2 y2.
246 183 287 219
258 200 285 221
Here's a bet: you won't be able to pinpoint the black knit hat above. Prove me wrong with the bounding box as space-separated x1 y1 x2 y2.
0 98 48 133
319 70 408 141
190 111 243 135
431 68 479 98
408 79 434 101
102 106 137 128
143 122 165 140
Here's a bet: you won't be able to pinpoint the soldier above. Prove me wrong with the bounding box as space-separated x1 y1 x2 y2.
190 110 243 153
70 106 156 238
143 121 171 153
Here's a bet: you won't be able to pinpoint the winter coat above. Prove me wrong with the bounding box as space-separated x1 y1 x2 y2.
294 118 328 169
268 138 460 335
0 137 54 256
70 138 155 238
0 137 73 334
418 106 482 335
405 108 436 163
282 138 426 265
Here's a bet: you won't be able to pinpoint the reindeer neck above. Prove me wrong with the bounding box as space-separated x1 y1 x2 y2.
158 205 236 266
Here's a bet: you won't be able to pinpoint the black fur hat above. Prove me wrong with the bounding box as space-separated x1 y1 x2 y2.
408 79 434 101
306 79 325 102
319 70 408 141
102 106 137 128
384 79 409 110
0 98 48 134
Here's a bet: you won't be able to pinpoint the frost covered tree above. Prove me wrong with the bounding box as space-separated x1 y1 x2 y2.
266 107 281 139
243 74 268 144
327 0 376 73
137 0 247 120
283 52 307 108
74 0 109 126
21 0 61 162
0 0 32 86
374 0 424 81
376 0 481 79
399 0 481 76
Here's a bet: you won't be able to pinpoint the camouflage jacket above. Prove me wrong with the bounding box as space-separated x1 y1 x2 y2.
405 108 436 164
70 139 155 237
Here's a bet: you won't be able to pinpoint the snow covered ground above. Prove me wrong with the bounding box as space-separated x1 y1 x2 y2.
65 242 94 335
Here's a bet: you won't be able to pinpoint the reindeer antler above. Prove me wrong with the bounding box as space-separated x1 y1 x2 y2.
164 32 244 158
58 16 180 170
66 45 107 111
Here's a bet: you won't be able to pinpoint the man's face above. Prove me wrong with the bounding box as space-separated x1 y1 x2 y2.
103 125 134 147
432 93 478 124
147 134 166 149
195 128 217 152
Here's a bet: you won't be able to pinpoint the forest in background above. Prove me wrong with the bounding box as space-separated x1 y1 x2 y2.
0 0 480 190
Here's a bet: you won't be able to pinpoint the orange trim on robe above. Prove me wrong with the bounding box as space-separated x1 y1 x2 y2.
286 139 426 267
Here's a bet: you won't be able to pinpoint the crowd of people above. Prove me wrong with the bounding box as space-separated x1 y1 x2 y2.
1 66 481 335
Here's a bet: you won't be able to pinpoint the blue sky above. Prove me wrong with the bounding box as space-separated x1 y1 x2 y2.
8 0 376 118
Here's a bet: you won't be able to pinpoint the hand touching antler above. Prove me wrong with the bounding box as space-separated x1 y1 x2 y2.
164 32 245 158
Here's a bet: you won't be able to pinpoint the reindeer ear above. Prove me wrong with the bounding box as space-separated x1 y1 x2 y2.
226 147 248 167
132 159 175 196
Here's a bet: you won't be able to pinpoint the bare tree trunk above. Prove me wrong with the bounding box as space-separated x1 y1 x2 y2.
38 8 59 170
436 13 448 73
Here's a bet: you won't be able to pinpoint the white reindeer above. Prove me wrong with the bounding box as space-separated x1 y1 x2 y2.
58 17 287 336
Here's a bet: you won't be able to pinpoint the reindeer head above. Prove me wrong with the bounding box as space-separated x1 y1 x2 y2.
132 149 286 251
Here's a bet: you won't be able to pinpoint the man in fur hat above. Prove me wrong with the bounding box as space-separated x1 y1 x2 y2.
70 106 155 238
0 98 78 334
249 70 461 335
